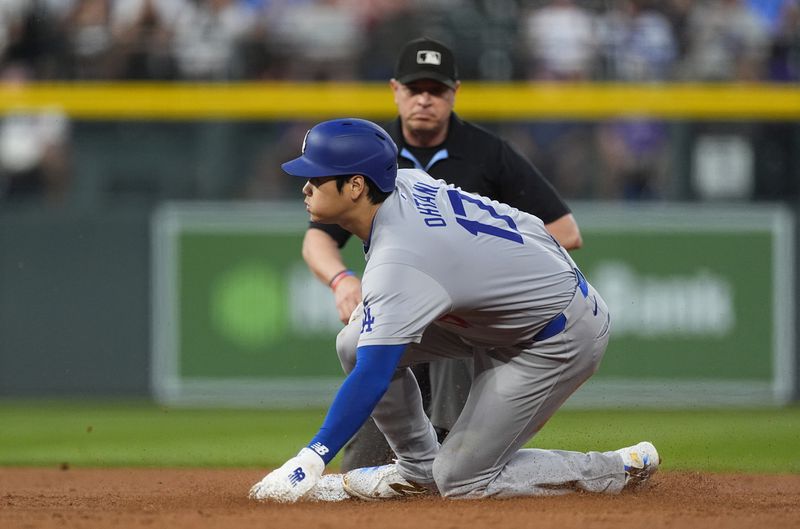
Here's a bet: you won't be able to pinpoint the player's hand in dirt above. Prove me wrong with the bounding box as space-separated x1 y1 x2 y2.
249 448 324 503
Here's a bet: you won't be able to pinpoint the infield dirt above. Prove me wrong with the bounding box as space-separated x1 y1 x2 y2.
2 468 798 529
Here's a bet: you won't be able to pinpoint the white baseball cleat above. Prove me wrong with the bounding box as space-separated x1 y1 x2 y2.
615 441 660 491
342 464 430 501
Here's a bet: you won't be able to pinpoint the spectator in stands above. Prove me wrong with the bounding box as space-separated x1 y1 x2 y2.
171 0 256 80
521 0 597 80
518 0 598 199
747 0 800 82
0 1 28 74
0 69 71 204
110 0 185 79
662 0 693 61
750 1 799 202
1 0 72 79
597 0 677 82
64 0 119 79
265 0 365 80
746 0 795 35
680 0 770 81
594 0 677 200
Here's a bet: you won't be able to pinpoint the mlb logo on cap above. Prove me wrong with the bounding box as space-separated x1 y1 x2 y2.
417 50 442 65
395 37 458 89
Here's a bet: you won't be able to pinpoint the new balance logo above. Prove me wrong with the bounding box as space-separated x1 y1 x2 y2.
310 442 329 456
388 481 429 497
288 467 306 486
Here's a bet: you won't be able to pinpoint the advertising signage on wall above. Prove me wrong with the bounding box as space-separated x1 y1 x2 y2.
151 203 794 407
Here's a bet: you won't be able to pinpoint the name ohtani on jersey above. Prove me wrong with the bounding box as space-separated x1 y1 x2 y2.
411 181 446 227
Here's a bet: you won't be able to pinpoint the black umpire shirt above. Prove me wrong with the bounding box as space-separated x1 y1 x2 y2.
308 112 571 248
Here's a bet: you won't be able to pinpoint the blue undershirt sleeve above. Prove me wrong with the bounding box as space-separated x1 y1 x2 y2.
307 343 408 465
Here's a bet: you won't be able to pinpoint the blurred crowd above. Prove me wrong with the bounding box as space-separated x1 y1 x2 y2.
0 0 799 206
1 0 798 83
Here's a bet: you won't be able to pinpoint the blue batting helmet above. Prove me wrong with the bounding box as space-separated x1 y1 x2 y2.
282 118 398 192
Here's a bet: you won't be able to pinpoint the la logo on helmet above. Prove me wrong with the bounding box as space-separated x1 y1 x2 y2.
301 130 310 154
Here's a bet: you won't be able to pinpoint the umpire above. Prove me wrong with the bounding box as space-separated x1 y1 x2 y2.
301 37 582 471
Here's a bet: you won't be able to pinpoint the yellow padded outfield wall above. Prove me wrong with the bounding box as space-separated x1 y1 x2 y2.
0 82 798 120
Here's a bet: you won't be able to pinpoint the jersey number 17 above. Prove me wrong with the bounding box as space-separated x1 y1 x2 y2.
447 190 523 244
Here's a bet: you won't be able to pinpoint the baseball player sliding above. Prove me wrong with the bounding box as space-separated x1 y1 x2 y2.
249 118 659 502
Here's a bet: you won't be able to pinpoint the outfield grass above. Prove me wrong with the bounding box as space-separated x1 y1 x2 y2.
1 400 798 473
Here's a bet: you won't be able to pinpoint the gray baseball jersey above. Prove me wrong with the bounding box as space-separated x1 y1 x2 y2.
357 168 577 349
336 168 621 498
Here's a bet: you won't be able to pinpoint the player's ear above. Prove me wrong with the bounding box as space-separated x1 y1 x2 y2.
348 175 367 200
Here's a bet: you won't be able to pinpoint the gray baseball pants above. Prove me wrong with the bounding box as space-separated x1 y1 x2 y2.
339 357 468 472
336 279 627 498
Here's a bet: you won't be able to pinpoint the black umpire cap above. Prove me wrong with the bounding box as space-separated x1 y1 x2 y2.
394 37 458 89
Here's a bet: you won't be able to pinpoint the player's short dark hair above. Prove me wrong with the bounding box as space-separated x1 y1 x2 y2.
335 175 391 204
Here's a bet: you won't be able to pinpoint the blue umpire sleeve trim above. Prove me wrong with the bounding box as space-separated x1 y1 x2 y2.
307 343 408 464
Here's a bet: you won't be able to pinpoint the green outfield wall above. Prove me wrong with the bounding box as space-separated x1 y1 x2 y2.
151 203 795 408
0 207 152 396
